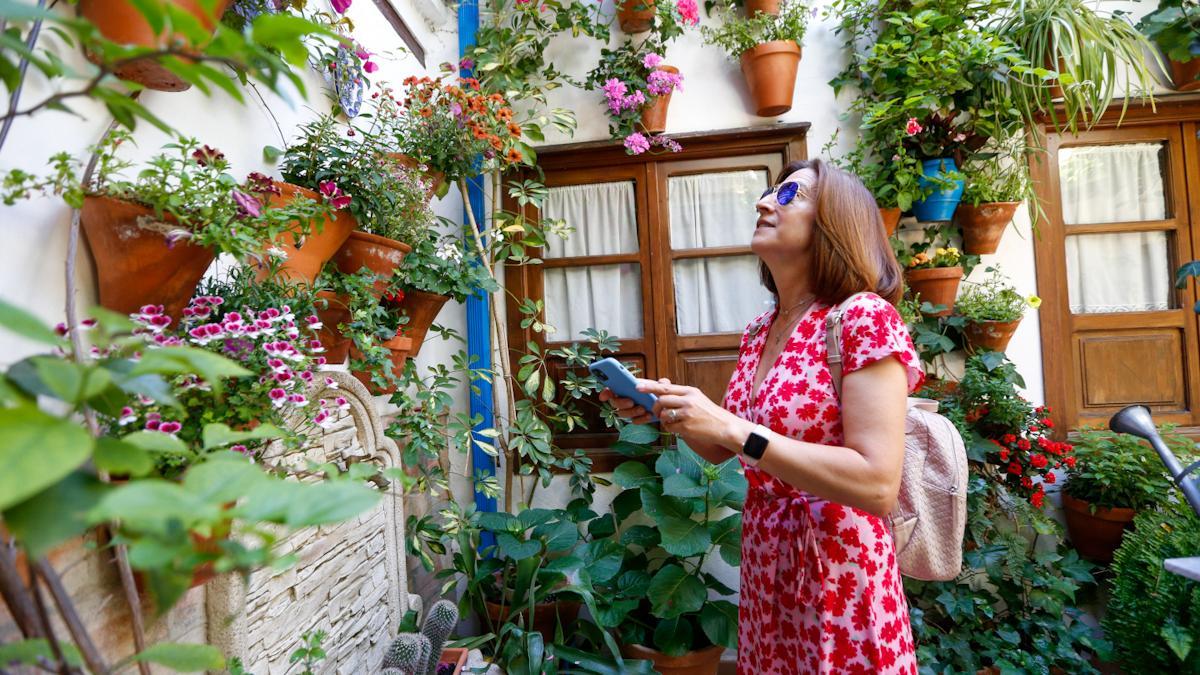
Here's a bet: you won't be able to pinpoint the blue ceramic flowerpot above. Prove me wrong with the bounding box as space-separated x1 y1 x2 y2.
912 157 964 223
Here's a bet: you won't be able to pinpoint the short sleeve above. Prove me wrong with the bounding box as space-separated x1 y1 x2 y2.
839 293 924 394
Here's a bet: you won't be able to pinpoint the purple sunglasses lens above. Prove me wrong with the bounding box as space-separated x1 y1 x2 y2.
777 182 800 205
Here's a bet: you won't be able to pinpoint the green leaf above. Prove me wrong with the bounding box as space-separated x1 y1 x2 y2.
700 600 739 649
251 14 329 65
0 639 81 668
612 460 655 489
31 356 89 403
131 643 225 672
94 438 153 477
611 488 642 523
1162 622 1194 661
658 515 711 557
90 481 212 533
1176 260 1200 288
3 471 109 558
182 457 265 502
130 347 250 395
662 472 706 498
282 481 380 527
620 524 660 549
0 299 64 345
648 564 706 619
201 422 284 450
0 405 92 511
619 424 659 446
263 145 284 162
496 532 542 561
652 616 694 657
122 430 189 455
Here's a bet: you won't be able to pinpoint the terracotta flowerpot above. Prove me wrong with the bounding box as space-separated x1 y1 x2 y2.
388 153 447 200
639 65 679 134
484 599 581 644
739 41 801 117
1062 492 1136 564
620 643 725 675
439 647 468 674
351 333 414 395
315 291 351 365
963 318 1021 354
744 0 780 16
905 266 963 316
957 201 1019 255
80 195 216 322
397 290 450 357
617 0 655 32
261 182 356 285
333 231 413 291
1168 57 1200 92
78 0 232 91
879 206 901 237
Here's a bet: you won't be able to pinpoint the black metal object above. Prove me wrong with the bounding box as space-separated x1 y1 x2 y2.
1109 405 1200 518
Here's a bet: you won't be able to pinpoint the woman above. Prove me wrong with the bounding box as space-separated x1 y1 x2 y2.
601 160 922 673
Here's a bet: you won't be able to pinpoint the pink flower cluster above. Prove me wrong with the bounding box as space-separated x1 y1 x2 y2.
676 0 699 25
647 68 683 97
318 180 352 210
602 78 647 116
120 295 348 452
623 132 682 155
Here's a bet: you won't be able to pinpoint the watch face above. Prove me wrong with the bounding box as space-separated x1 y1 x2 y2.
743 428 769 460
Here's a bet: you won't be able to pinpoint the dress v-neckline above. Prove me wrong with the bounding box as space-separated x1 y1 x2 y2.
749 301 821 411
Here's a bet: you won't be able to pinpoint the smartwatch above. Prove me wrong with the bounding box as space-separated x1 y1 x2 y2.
741 424 771 466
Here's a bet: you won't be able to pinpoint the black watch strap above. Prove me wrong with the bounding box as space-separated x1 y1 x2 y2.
742 424 770 466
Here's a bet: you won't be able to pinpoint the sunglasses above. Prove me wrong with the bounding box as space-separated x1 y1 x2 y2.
760 181 804 206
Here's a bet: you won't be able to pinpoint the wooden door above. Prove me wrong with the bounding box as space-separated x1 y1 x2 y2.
1034 122 1200 430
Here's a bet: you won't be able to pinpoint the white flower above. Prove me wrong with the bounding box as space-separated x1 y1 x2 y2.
267 246 288 260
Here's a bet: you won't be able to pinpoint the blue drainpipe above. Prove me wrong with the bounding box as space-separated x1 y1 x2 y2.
459 0 498 546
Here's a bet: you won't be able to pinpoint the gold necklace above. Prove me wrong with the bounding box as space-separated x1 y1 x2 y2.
769 295 815 350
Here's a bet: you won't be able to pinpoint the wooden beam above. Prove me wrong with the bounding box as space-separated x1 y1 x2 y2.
370 0 426 66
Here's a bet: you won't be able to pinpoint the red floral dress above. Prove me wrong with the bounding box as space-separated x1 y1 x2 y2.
724 293 924 674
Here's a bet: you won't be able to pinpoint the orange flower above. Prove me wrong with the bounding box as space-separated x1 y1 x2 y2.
497 107 514 121
488 93 505 104
505 148 523 163
419 107 433 117
472 126 489 140
507 122 522 138
488 135 503 150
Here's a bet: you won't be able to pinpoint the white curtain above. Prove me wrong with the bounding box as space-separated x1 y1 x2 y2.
542 182 643 339
669 171 774 334
1060 143 1171 314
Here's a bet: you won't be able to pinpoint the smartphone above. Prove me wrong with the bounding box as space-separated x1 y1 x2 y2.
589 357 659 422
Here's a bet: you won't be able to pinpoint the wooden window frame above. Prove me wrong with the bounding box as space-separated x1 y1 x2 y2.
505 124 809 470
1031 95 1200 436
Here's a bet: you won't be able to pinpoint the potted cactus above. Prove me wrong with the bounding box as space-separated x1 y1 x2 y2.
382 599 467 675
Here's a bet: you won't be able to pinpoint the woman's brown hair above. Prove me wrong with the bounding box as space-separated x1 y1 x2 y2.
759 159 904 305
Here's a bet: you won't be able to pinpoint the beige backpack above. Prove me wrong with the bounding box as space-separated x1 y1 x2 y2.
825 294 967 582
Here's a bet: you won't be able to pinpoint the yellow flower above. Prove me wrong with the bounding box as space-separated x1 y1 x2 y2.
935 248 947 256
946 247 959 256
1027 294 1042 309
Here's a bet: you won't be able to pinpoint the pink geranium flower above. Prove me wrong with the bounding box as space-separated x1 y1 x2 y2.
676 0 699 25
624 132 650 155
331 0 352 12
905 117 923 136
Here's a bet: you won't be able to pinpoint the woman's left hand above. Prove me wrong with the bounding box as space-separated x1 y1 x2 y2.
637 380 743 449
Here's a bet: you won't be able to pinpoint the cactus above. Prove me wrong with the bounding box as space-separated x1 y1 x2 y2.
381 633 431 673
381 599 459 675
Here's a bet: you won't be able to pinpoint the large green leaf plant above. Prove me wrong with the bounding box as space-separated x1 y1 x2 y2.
0 300 382 674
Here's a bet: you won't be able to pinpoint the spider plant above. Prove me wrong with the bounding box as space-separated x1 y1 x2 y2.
992 0 1163 133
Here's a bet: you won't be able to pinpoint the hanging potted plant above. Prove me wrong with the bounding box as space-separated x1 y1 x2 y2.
1062 425 1195 563
385 69 530 198
903 243 965 316
901 114 970 222
702 0 809 117
396 229 498 356
993 0 1162 133
586 43 686 154
955 135 1032 254
955 269 1040 353
1137 0 1200 92
78 0 233 91
2 133 330 320
329 152 433 285
337 272 414 395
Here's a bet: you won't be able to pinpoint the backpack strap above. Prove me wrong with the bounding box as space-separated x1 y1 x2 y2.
826 292 872 397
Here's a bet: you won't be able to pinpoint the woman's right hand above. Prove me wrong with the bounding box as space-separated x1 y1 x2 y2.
599 377 670 425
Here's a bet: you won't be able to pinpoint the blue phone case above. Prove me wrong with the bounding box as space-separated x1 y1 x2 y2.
589 357 658 422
